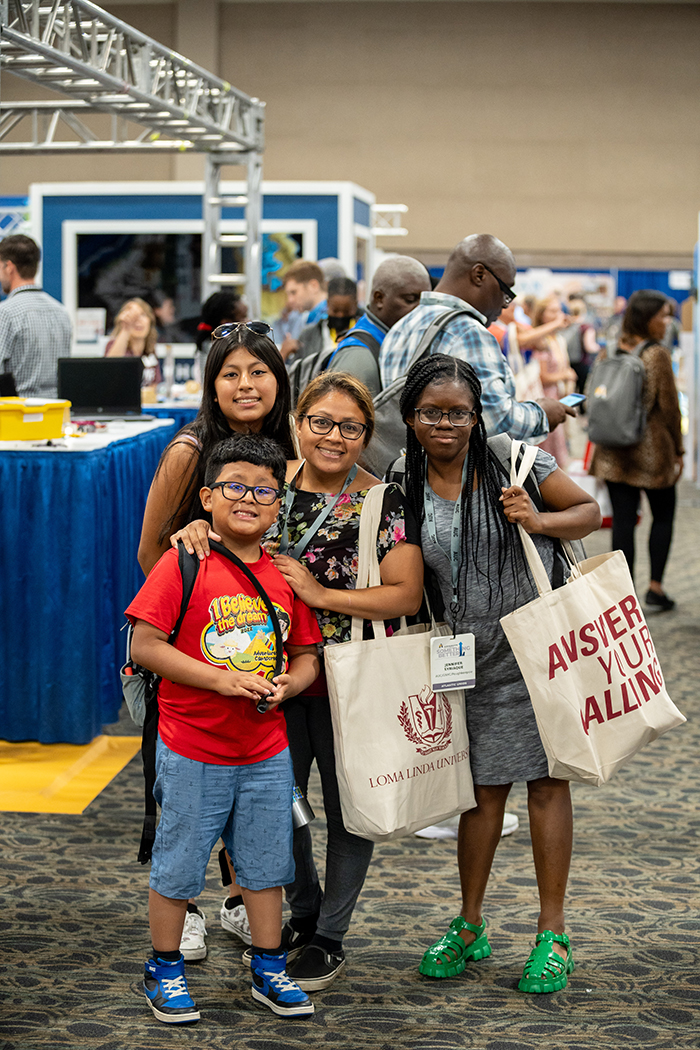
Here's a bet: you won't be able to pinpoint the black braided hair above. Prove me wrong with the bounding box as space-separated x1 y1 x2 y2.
399 353 526 621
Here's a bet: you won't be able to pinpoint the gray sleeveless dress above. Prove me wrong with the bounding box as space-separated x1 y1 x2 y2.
421 449 558 785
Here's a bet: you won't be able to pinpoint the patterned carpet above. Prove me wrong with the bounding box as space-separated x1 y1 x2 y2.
1 483 698 1050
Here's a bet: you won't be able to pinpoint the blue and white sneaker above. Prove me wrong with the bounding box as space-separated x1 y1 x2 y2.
144 954 200 1024
250 951 314 1017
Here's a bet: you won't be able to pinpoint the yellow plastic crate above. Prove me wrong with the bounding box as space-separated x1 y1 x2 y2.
0 397 71 441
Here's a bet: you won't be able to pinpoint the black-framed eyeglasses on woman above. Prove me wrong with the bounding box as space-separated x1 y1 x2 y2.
480 264 516 307
416 407 476 427
212 321 274 340
210 481 281 505
300 414 368 441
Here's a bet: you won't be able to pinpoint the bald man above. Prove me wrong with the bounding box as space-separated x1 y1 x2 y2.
379 234 572 438
328 256 432 395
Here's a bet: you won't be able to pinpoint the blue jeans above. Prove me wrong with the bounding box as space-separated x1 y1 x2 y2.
150 737 295 898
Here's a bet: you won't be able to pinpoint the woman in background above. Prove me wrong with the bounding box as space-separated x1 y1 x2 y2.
591 290 683 611
105 297 161 388
530 297 576 467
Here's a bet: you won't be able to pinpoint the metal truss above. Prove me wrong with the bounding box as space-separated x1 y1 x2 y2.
0 99 199 151
0 0 265 313
0 0 264 151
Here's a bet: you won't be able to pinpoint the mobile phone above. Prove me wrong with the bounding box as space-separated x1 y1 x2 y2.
560 393 586 407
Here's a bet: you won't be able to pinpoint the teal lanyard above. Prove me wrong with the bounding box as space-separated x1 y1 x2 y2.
423 454 468 614
279 461 358 560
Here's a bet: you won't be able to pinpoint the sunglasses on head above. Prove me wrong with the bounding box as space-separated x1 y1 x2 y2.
211 321 273 340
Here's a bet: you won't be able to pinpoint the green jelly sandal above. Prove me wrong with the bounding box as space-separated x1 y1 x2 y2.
518 930 574 993
419 915 492 979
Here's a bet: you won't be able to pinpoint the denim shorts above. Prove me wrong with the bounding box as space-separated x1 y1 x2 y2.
150 737 295 898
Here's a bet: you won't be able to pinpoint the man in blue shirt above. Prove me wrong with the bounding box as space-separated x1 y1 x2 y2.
280 261 327 361
328 257 432 395
379 234 572 440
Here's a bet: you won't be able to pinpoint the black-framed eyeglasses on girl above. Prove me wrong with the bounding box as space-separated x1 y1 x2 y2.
210 482 281 505
212 321 273 340
416 407 476 426
300 414 368 441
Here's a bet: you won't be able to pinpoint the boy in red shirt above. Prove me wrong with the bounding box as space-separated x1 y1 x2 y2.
126 434 321 1024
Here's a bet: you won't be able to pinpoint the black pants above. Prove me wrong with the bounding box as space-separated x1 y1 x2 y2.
606 481 676 584
282 693 374 942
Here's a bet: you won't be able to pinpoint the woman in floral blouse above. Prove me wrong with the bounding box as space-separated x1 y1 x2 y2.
174 372 423 991
267 372 423 991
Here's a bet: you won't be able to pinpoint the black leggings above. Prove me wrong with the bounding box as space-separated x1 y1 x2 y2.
606 481 676 584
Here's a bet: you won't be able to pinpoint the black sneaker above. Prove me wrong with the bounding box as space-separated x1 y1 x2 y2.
242 919 315 964
645 589 676 612
286 944 346 991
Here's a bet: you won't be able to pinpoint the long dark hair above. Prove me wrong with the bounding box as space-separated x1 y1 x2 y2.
155 327 294 541
399 354 525 620
622 290 669 340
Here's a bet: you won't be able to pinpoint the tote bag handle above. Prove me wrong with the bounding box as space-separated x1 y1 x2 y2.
351 483 389 642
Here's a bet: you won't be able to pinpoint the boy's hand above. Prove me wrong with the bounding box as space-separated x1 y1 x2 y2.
499 485 543 534
214 668 276 700
273 555 325 608
261 673 294 708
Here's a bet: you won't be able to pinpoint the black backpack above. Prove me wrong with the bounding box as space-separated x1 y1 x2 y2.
361 307 471 478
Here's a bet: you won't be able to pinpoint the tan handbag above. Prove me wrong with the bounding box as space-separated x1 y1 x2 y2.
499 442 685 785
324 485 475 840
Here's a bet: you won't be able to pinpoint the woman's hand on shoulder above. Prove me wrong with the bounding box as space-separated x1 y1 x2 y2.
273 554 326 608
170 519 221 560
499 486 542 534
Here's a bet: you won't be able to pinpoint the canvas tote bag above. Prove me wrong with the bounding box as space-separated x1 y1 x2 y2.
324 484 475 841
499 441 685 786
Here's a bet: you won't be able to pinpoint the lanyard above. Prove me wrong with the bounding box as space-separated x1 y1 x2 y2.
423 454 469 614
279 461 358 560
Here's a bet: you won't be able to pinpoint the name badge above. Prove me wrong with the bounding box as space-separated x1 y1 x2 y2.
430 633 475 691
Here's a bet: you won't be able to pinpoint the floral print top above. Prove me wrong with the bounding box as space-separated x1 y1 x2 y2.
264 482 410 646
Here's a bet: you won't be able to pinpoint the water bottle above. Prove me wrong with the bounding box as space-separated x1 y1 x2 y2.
291 785 315 829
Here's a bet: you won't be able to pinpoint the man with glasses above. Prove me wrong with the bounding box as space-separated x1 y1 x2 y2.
379 234 572 441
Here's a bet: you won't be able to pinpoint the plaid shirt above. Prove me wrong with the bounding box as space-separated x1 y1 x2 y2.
379 291 548 440
0 285 72 398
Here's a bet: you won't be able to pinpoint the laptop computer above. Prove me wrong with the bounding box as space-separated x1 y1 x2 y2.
57 357 153 420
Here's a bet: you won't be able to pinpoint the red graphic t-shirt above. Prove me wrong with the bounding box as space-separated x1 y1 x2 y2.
126 547 321 765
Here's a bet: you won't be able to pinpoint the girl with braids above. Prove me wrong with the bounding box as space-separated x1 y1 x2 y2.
400 354 600 994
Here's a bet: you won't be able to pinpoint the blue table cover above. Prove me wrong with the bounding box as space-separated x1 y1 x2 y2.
0 423 177 743
150 405 199 432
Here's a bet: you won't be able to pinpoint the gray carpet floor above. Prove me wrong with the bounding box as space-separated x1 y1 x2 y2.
1 481 698 1050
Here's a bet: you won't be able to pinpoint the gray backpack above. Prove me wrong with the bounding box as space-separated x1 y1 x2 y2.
587 343 650 448
361 307 470 477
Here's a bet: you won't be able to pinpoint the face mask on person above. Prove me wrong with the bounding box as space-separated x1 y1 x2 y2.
327 315 355 335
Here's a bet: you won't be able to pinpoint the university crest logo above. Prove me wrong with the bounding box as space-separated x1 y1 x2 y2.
398 685 453 756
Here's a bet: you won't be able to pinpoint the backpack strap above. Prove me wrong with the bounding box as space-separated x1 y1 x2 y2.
383 455 406 486
208 539 285 682
137 542 200 864
329 327 382 366
405 306 473 373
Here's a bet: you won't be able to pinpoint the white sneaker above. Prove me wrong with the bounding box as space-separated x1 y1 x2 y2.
179 907 207 961
414 812 519 839
501 812 519 837
220 899 252 945
414 824 458 839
